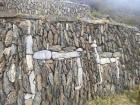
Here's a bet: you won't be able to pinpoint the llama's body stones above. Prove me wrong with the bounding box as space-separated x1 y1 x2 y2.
52 51 80 59
33 50 52 60
33 50 81 60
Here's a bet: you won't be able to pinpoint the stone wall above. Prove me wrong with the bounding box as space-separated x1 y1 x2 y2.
0 0 91 19
0 17 140 105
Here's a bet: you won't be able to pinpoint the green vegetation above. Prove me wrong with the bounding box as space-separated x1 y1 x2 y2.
91 10 104 18
86 86 140 105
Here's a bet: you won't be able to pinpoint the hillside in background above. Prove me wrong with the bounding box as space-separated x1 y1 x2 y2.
70 0 140 28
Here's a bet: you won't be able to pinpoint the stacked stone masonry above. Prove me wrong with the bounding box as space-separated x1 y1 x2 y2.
0 17 140 105
0 0 91 19
0 0 140 105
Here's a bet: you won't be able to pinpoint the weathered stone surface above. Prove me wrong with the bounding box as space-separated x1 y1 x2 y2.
0 10 139 105
48 31 53 45
25 99 33 105
5 91 17 105
0 55 5 73
49 45 62 52
3 47 11 58
26 55 33 71
0 93 6 105
19 20 31 34
53 33 58 45
3 71 14 95
2 0 91 19
25 35 33 54
33 50 52 60
33 92 42 105
11 44 17 55
29 71 36 94
24 93 34 100
63 46 76 51
7 63 16 82
23 74 31 93
5 30 13 47
52 51 80 59
100 52 113 58
0 42 4 53
17 90 24 105
36 74 42 91
113 52 121 57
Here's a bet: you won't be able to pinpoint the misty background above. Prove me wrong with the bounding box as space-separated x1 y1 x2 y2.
70 0 140 28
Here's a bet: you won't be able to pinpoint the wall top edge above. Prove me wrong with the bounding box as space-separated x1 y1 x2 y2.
0 13 139 31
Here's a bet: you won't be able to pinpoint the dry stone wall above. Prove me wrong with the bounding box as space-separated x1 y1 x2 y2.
0 17 140 105
0 0 91 19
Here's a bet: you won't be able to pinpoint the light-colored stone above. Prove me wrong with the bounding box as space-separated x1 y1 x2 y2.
25 35 33 54
33 50 52 60
91 40 97 48
29 71 36 95
100 58 116 64
24 94 33 100
76 57 82 68
66 23 69 30
100 25 104 34
75 57 83 90
113 52 121 57
116 58 120 79
26 55 33 71
5 30 13 46
11 44 17 55
89 35 92 43
97 64 103 84
25 99 33 105
13 24 18 38
7 63 16 82
100 52 113 58
75 85 82 90
92 40 100 63
3 47 11 58
76 48 83 52
52 51 80 59
48 72 54 85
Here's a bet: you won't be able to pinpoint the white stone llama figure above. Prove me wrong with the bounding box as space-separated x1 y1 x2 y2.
91 40 120 84
33 48 84 90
